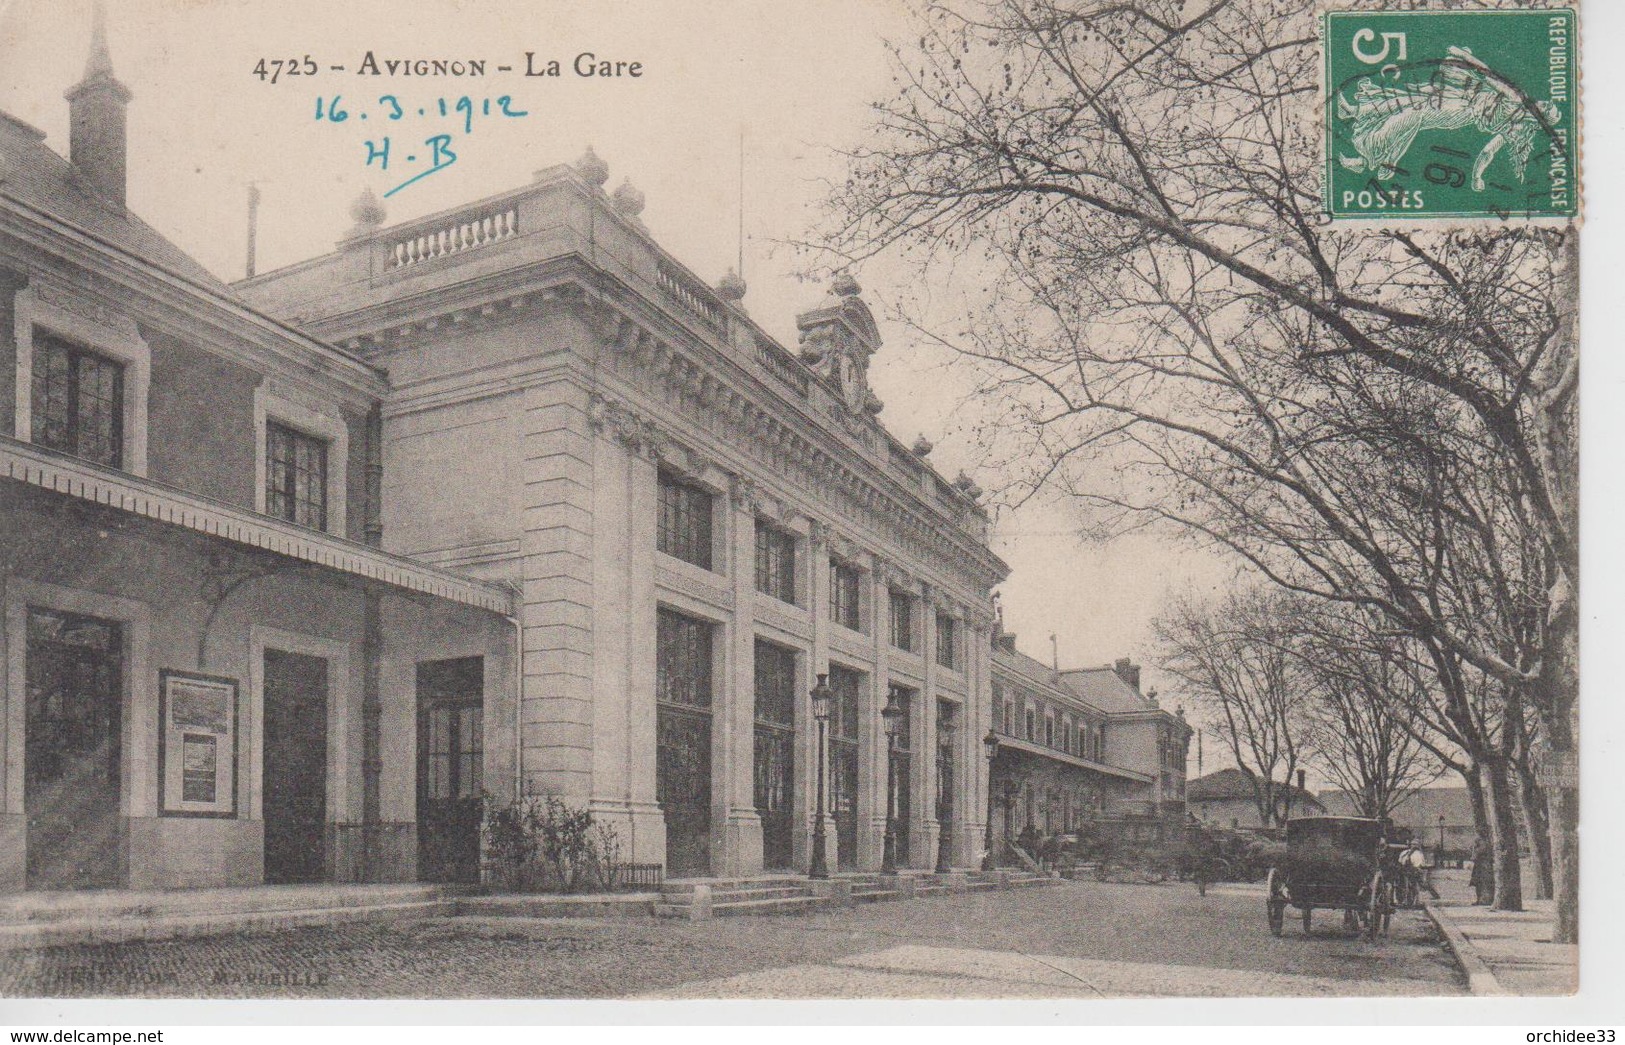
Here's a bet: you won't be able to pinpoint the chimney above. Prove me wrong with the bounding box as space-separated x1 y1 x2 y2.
1112 657 1141 694
245 183 261 278
64 0 132 207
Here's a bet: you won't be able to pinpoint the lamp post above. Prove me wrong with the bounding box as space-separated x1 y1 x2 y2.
809 674 832 880
881 688 904 875
981 730 999 872
935 705 957 874
1436 814 1446 866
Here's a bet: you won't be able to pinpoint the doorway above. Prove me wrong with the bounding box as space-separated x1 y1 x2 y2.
752 640 796 870
656 608 713 877
828 665 862 871
24 608 123 890
416 657 484 884
262 648 328 884
888 684 914 865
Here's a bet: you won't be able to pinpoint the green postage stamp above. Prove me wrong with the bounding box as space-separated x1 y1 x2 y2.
1323 8 1577 221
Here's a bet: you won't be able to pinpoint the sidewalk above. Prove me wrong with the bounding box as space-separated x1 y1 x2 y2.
1423 868 1577 995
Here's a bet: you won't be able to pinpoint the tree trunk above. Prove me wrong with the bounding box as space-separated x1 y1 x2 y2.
1537 697 1580 944
1548 783 1579 943
1463 761 1493 903
1482 757 1524 912
1513 754 1554 900
1529 228 1578 943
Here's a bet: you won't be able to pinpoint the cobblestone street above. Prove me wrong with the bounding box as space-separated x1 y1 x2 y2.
0 880 1466 999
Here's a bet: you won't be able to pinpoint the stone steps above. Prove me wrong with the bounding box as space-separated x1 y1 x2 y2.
710 895 822 918
0 898 451 951
0 883 445 924
655 877 824 919
702 885 811 903
659 876 806 894
0 868 1065 944
850 888 902 904
452 894 659 919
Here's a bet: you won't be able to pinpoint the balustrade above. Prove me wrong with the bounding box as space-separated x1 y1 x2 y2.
656 260 727 334
388 205 519 268
754 334 809 397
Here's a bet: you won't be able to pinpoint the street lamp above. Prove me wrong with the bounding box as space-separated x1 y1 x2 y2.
809 673 832 880
981 729 999 872
1436 814 1447 865
881 688 905 875
935 704 957 874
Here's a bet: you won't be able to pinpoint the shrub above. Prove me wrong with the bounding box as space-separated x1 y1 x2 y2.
481 792 624 893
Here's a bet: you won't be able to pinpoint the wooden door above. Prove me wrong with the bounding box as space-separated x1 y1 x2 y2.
25 609 122 890
829 666 862 871
753 640 796 870
656 609 713 877
416 658 484 884
262 649 328 884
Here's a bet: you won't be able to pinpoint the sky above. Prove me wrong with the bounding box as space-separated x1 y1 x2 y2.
0 0 1238 716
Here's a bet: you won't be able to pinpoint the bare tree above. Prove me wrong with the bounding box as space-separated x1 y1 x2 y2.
1293 609 1445 822
820 0 1578 939
1155 587 1310 828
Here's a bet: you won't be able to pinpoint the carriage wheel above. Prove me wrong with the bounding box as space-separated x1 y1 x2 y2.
1365 870 1390 939
1266 869 1285 936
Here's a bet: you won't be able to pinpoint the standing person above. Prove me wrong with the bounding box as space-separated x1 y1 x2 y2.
1470 834 1494 904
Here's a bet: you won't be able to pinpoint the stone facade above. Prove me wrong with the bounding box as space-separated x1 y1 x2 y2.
2 9 1193 891
237 156 1008 876
989 638 1192 847
0 31 514 893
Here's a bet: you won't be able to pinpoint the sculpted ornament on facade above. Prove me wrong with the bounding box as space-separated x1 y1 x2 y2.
32 277 139 340
655 562 734 611
729 473 758 513
663 441 714 483
587 262 1001 590
588 392 667 460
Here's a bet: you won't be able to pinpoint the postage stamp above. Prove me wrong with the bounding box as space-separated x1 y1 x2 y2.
1322 8 1578 221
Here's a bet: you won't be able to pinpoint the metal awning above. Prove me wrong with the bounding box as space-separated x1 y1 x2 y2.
2 437 515 616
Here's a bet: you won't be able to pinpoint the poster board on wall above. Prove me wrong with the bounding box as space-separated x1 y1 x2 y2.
159 669 239 817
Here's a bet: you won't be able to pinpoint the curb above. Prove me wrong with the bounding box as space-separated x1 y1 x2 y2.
1422 899 1507 996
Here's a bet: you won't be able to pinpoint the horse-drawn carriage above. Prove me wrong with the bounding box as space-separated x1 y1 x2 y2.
1179 821 1274 893
1264 816 1398 938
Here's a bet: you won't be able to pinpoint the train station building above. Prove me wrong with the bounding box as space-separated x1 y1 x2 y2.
0 22 515 893
233 152 1009 878
989 641 1192 848
0 12 1188 894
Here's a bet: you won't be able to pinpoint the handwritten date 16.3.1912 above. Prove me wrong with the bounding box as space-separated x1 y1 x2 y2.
312 94 530 198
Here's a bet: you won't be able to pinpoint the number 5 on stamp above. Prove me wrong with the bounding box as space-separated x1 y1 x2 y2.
1322 8 1578 221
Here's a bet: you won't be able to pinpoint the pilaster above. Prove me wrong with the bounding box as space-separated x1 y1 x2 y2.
586 428 665 864
805 522 837 873
860 558 885 870
962 619 991 867
918 587 940 870
519 379 595 802
719 480 763 875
